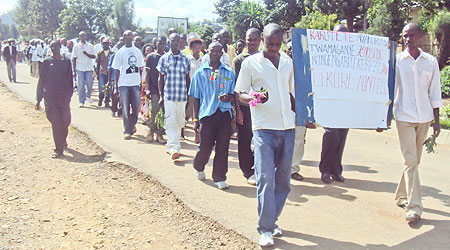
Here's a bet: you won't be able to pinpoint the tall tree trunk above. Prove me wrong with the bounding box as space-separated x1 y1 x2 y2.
345 14 354 32
438 32 450 70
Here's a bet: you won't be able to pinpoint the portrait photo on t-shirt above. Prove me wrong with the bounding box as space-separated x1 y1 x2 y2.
126 55 139 74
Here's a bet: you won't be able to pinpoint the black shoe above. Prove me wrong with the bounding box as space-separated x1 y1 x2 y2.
397 203 408 210
98 99 103 107
321 173 332 184
291 172 304 181
331 174 345 182
52 151 64 159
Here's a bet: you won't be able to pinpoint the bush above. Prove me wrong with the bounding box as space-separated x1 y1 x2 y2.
442 66 450 97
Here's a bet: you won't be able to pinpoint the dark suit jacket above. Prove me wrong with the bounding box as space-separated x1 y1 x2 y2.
3 45 17 63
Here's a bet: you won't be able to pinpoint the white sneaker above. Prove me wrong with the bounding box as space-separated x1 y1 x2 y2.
214 181 229 190
247 174 256 186
87 97 93 104
273 227 282 237
78 103 84 108
123 133 132 140
259 232 274 247
195 171 205 180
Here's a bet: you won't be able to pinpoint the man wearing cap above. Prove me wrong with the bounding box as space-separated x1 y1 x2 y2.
2 39 17 83
96 38 113 107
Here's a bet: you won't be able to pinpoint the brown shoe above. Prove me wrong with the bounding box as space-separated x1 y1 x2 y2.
171 152 180 160
406 213 420 222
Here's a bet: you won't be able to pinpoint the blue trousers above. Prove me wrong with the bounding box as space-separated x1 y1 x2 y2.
76 70 93 104
119 86 140 134
253 129 295 234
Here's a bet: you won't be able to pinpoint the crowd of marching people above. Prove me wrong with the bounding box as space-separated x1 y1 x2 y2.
2 20 442 247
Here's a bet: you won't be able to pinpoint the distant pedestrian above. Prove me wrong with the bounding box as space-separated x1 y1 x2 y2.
96 38 113 107
157 33 191 160
112 30 145 140
30 41 40 78
393 23 442 223
72 31 95 107
36 41 73 158
2 39 17 83
145 36 167 144
189 42 235 190
232 28 261 186
108 40 125 117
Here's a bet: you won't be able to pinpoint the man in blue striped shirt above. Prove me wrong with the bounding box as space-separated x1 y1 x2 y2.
189 42 236 190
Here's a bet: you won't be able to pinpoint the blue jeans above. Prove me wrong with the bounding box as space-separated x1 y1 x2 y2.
119 86 140 134
98 73 110 103
77 70 93 104
253 129 295 234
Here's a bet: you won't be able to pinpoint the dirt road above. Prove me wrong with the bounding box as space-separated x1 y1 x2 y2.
2 63 450 249
0 82 257 249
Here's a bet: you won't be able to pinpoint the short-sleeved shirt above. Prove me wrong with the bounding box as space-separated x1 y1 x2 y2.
235 51 295 131
157 50 191 102
188 54 203 79
72 42 95 71
112 46 145 87
146 52 164 95
189 62 235 120
394 49 443 123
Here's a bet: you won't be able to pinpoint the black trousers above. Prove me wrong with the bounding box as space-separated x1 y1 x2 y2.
194 109 231 182
45 102 71 153
319 128 349 175
237 104 254 178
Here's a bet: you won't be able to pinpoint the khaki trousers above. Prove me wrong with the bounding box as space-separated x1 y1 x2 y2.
31 61 39 77
291 126 306 174
395 120 430 216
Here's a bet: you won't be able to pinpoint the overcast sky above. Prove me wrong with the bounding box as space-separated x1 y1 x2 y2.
0 0 219 28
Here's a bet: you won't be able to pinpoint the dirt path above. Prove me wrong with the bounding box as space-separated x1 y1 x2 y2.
0 81 258 249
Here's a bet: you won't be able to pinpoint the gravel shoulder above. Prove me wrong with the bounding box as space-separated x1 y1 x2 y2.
0 81 258 249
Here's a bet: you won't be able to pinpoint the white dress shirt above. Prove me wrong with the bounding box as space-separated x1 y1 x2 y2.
72 42 95 72
394 49 442 123
201 51 231 67
235 51 295 131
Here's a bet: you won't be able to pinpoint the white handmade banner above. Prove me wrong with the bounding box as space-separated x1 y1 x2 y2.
306 29 391 128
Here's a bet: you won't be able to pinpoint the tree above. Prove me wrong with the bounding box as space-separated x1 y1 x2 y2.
107 0 136 40
228 0 265 40
214 0 241 22
187 23 216 45
295 8 338 30
366 0 409 41
58 0 112 41
429 11 450 68
306 0 367 32
264 0 306 29
14 0 65 39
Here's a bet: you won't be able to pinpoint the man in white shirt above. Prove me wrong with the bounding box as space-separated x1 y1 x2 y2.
393 23 442 223
30 41 39 78
235 23 295 247
72 31 95 107
201 33 230 67
112 30 145 140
